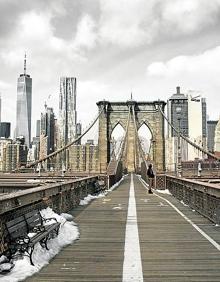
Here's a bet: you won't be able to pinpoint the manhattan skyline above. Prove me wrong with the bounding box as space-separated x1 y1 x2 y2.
0 0 220 138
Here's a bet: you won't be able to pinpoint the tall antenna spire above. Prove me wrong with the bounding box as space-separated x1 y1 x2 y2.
24 53 27 75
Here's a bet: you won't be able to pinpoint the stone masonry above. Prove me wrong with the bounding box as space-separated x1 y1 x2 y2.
97 100 166 173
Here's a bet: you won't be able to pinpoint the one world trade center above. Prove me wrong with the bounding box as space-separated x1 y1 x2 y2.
15 54 32 147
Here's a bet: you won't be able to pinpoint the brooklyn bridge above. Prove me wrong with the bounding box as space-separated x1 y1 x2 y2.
1 99 220 281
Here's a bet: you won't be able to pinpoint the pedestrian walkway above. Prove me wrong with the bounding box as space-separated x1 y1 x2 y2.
26 174 220 281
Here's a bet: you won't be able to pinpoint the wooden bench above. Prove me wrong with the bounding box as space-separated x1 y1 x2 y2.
5 210 60 265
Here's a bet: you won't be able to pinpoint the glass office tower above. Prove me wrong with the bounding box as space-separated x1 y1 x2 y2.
16 55 32 148
59 77 77 147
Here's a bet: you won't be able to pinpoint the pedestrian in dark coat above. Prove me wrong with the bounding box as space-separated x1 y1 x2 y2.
147 163 154 194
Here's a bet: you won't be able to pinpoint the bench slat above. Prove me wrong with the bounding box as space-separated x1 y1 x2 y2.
6 217 28 239
6 216 24 228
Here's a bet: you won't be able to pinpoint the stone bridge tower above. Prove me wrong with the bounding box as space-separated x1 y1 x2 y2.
97 100 166 173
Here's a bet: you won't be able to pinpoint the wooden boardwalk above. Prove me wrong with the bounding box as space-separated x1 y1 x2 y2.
26 174 220 281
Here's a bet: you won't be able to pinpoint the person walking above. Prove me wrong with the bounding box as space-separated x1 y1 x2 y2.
147 163 154 194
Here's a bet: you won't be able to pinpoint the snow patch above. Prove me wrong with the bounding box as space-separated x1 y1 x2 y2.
102 199 111 202
0 263 14 273
79 175 126 206
108 176 126 192
180 200 189 207
26 179 41 184
112 207 122 210
60 213 74 221
156 189 171 195
140 198 149 203
0 256 8 265
79 192 106 205
112 204 122 210
0 207 79 282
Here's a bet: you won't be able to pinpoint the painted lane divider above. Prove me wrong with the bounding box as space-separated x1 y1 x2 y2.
122 173 143 282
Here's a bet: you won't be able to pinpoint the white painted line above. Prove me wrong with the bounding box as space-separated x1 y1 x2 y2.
123 173 143 282
139 177 220 252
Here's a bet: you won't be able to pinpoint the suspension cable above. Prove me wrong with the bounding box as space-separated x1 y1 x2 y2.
118 106 131 162
27 106 105 168
106 105 131 174
131 105 148 167
157 105 220 161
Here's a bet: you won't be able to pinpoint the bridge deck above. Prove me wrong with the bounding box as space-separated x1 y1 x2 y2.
26 174 220 281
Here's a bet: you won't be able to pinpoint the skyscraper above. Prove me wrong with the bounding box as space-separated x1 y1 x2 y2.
0 122 11 138
166 87 207 171
36 120 40 137
59 77 77 147
214 117 220 157
207 120 218 152
40 104 55 155
0 93 2 124
167 86 188 138
15 54 32 147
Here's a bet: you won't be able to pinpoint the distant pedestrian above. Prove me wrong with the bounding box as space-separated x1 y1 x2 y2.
147 163 155 194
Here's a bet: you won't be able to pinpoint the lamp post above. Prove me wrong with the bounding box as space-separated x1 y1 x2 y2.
176 106 182 177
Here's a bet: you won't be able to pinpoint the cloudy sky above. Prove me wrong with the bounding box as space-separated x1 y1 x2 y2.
0 0 220 138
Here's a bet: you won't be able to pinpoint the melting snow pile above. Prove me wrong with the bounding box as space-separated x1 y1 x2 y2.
0 208 79 282
80 193 106 205
79 176 126 206
156 189 171 195
0 255 14 274
180 200 189 207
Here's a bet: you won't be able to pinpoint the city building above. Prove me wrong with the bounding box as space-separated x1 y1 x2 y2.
0 137 28 171
15 54 32 147
28 137 40 163
0 93 1 124
167 86 188 138
0 138 12 171
166 87 207 171
214 117 220 157
69 145 86 172
40 104 55 155
207 120 218 153
39 104 55 169
58 77 77 168
187 92 207 160
85 141 99 172
54 118 58 151
76 122 82 145
27 119 41 163
36 120 40 137
0 122 10 138
68 141 99 173
58 77 77 147
39 134 48 160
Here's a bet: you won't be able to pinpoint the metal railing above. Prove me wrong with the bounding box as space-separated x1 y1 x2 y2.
166 175 220 224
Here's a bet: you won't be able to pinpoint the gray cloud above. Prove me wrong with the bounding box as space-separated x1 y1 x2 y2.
0 0 220 136
98 0 220 48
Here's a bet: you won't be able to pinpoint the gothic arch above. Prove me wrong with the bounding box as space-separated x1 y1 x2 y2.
97 100 166 173
137 120 154 141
